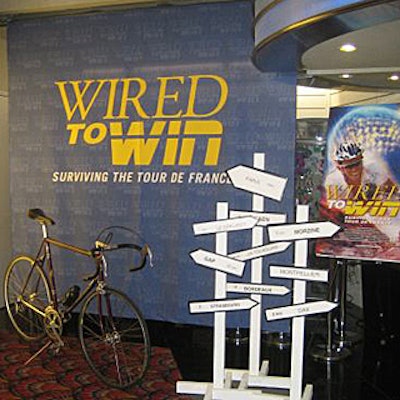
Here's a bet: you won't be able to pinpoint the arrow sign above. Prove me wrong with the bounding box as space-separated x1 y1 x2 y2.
229 210 287 226
229 242 291 261
270 265 329 282
227 165 287 201
268 221 340 242
226 282 290 296
266 301 337 321
189 298 259 314
190 249 245 276
193 216 258 236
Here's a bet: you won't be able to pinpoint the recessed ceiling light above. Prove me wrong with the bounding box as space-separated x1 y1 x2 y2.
340 43 357 53
388 74 399 81
340 74 352 79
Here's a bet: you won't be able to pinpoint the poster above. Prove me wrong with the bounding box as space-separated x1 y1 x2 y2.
8 2 296 328
316 104 400 262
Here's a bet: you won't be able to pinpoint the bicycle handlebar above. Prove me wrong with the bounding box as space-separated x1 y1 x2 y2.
94 241 153 271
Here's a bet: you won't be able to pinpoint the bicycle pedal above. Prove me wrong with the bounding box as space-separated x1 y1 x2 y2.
61 285 80 307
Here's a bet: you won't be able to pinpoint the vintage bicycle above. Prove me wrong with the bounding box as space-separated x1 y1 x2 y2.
3 208 152 389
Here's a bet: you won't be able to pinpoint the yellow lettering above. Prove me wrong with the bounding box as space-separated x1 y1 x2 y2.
104 79 120 119
66 123 86 144
352 185 370 201
111 138 159 165
83 123 107 145
154 76 184 118
55 80 107 121
59 74 229 166
204 137 221 166
344 200 370 216
163 138 179 165
382 201 400 217
325 185 340 200
387 186 399 200
184 75 228 117
118 78 150 119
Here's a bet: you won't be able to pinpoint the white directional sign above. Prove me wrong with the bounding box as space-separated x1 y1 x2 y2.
229 242 291 262
227 165 287 201
226 282 290 296
270 265 329 282
266 301 337 321
190 249 245 276
268 221 340 242
190 298 259 314
229 210 287 226
193 216 258 236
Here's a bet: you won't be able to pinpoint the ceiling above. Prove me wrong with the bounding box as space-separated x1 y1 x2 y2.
295 0 400 91
0 0 399 92
300 15 400 91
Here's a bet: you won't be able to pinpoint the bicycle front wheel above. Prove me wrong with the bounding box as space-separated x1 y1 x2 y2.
4 255 51 341
79 287 151 389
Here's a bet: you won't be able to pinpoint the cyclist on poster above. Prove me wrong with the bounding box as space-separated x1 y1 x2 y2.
316 104 400 262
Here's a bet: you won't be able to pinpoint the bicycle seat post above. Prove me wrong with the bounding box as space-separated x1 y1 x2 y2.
41 222 49 239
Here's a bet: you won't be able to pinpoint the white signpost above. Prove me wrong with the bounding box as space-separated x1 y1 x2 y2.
193 216 258 235
266 301 337 321
269 266 329 282
268 222 340 242
190 298 259 313
227 164 287 201
226 282 290 296
229 242 291 262
190 249 246 277
229 210 287 226
177 153 339 400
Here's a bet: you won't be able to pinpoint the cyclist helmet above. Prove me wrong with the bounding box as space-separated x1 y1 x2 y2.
333 141 363 166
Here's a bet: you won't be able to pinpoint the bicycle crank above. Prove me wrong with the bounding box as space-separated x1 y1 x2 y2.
24 306 65 366
44 306 64 347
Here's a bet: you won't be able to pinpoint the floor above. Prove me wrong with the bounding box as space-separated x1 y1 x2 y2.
1 300 399 399
152 301 400 400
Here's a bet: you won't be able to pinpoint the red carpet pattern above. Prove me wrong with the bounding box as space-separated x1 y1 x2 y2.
0 330 191 399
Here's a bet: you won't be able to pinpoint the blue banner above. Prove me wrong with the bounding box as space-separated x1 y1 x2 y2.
8 2 296 329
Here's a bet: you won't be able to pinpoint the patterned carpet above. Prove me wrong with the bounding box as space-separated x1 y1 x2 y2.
0 329 191 400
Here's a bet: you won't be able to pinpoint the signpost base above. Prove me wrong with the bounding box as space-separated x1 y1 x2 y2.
176 361 314 399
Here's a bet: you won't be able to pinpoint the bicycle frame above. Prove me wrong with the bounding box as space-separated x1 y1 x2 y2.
6 209 152 387
19 222 103 318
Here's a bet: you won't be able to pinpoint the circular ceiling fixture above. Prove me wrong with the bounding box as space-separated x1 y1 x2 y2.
339 43 357 53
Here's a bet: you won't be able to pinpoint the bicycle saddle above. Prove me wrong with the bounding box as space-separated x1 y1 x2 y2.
28 208 55 225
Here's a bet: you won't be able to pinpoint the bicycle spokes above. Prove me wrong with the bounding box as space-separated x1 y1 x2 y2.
79 287 150 389
5 256 51 341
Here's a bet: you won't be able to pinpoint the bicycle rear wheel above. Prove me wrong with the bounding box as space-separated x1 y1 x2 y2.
4 255 51 341
79 287 150 389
